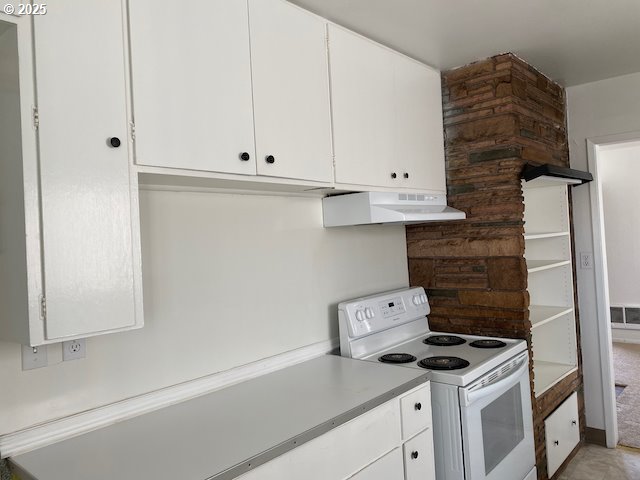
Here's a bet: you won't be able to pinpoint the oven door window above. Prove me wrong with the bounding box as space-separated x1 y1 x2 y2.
481 384 524 474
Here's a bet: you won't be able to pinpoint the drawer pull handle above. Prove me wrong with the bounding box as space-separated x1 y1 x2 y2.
391 172 397 179
554 440 559 446
411 451 419 460
239 152 251 161
265 155 275 164
108 137 121 148
414 402 422 411
404 172 409 179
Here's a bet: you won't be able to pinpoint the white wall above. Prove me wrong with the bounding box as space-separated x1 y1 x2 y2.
0 189 409 435
599 142 640 305
567 71 640 431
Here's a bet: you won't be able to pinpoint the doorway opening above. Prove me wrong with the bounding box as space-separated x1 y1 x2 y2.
589 135 640 449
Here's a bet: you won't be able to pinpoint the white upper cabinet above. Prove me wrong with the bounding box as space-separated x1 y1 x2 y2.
249 0 333 183
328 25 446 193
328 25 396 188
0 2 143 346
128 1 445 191
128 0 256 175
393 56 446 193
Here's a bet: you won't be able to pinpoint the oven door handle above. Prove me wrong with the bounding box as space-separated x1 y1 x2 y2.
461 354 529 407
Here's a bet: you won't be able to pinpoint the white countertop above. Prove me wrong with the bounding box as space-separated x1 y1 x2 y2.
10 354 430 480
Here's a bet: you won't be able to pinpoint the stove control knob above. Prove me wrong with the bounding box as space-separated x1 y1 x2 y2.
412 295 421 306
420 294 427 304
355 310 365 322
365 307 374 319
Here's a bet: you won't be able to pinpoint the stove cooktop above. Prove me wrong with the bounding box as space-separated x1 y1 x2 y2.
361 331 526 387
338 286 527 387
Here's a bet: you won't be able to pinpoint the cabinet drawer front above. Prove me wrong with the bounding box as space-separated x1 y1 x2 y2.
545 392 580 477
403 429 435 480
347 448 404 480
237 400 401 480
400 384 432 440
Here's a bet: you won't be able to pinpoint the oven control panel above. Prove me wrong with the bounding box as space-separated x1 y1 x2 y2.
338 287 430 340
380 297 406 318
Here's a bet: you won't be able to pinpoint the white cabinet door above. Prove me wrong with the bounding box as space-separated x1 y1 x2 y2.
129 0 256 175
403 429 436 480
33 0 142 340
249 0 333 182
328 25 396 188
329 25 446 192
393 56 446 192
545 392 580 477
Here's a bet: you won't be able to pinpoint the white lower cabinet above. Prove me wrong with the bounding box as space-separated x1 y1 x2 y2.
348 449 404 480
545 392 580 477
403 429 435 480
235 383 434 480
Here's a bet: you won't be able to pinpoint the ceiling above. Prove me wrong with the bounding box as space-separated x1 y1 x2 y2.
288 0 640 86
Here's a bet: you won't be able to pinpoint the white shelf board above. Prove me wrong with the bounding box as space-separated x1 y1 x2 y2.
524 231 570 241
530 306 574 329
527 259 571 273
534 361 578 397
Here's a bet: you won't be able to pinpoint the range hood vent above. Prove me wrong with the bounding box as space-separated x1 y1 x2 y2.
322 192 466 227
521 164 593 187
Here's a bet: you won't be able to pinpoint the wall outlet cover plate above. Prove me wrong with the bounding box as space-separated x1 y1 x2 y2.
21 345 48 370
63 339 86 361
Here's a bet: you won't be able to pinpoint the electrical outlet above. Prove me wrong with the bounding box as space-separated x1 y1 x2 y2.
63 339 86 361
580 252 593 269
21 345 48 370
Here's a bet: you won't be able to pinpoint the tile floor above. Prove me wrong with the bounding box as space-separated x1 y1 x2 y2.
558 444 640 479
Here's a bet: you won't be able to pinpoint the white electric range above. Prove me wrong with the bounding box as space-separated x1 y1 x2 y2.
338 286 536 480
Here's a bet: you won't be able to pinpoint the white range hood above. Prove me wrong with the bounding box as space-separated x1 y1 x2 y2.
322 191 465 227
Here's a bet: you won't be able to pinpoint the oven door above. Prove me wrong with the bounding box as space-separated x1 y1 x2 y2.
458 351 535 480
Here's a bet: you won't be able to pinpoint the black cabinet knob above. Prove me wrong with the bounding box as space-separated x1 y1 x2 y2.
404 172 409 179
391 172 397 179
265 155 275 164
108 137 121 148
571 420 577 426
240 152 251 161
414 402 422 411
411 451 419 460
554 440 559 446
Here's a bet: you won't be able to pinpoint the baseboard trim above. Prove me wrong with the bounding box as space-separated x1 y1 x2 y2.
585 427 607 447
612 337 640 345
0 338 338 459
